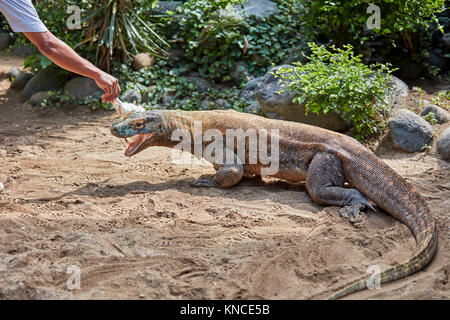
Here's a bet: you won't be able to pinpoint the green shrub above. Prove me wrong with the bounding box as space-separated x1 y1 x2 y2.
275 43 395 139
301 0 445 48
165 0 247 80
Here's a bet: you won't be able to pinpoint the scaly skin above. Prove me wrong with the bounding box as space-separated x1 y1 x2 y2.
111 109 438 299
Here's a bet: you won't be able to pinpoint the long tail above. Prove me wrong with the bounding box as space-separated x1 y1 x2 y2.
327 147 439 299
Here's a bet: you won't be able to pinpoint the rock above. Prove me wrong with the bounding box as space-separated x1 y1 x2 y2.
185 76 213 92
168 48 185 63
386 75 409 112
132 53 155 71
64 77 103 102
0 32 11 50
436 128 450 161
255 65 351 131
389 109 434 152
7 67 20 80
245 101 262 114
29 91 53 106
395 61 426 81
240 77 264 114
239 0 278 19
121 89 142 104
215 98 228 110
10 43 35 56
443 33 450 49
420 104 449 124
200 99 211 110
0 182 4 193
240 77 263 101
23 65 66 99
155 1 182 13
230 61 251 84
428 49 447 69
11 71 32 90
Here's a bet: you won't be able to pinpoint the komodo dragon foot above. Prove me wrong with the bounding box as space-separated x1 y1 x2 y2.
191 163 244 188
339 197 376 224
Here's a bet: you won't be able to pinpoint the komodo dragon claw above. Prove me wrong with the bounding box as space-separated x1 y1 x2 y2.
339 200 376 224
190 178 218 188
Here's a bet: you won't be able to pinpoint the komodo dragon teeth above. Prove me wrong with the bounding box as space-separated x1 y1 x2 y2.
110 109 438 299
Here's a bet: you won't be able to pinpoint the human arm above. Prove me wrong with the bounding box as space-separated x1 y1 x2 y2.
24 31 120 103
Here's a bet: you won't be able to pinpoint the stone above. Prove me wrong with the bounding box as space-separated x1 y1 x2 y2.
420 104 449 124
23 65 66 99
0 32 11 51
64 77 103 101
245 101 262 114
10 43 35 56
386 75 409 112
132 53 155 71
238 0 278 19
389 109 434 152
185 75 213 92
11 71 33 90
230 61 251 84
155 1 182 13
436 128 450 161
121 89 142 104
240 77 263 102
200 99 212 110
29 91 53 106
7 67 20 80
215 98 228 110
443 33 450 49
428 49 447 69
255 65 351 131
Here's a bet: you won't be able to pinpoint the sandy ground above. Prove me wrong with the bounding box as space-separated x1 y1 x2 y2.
0 54 449 300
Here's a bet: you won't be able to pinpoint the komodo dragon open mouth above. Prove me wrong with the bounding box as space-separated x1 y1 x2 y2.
124 133 155 157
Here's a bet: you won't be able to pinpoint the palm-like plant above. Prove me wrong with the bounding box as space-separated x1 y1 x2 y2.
79 0 169 71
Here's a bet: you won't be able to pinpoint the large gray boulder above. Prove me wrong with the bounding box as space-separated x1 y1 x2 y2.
64 77 103 101
389 109 434 152
23 65 65 99
436 128 450 161
255 65 351 131
420 104 449 124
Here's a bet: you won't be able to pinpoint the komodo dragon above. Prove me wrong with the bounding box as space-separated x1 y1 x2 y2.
110 109 438 299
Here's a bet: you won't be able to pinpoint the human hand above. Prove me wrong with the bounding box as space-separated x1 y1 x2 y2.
94 71 121 104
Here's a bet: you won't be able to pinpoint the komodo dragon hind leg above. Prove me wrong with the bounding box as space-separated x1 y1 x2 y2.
191 163 244 188
191 149 244 188
306 152 376 225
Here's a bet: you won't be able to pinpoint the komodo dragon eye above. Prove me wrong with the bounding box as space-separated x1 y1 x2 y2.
133 121 145 130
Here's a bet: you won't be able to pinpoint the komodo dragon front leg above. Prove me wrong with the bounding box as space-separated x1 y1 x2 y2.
306 152 375 224
191 149 244 188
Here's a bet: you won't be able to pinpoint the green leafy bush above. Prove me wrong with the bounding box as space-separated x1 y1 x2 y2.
301 0 445 48
275 43 395 139
165 0 247 80
161 0 306 81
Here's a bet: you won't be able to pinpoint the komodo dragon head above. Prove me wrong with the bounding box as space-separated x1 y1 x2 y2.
111 110 166 157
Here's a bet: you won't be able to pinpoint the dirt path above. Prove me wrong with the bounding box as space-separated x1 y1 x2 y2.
0 54 448 299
